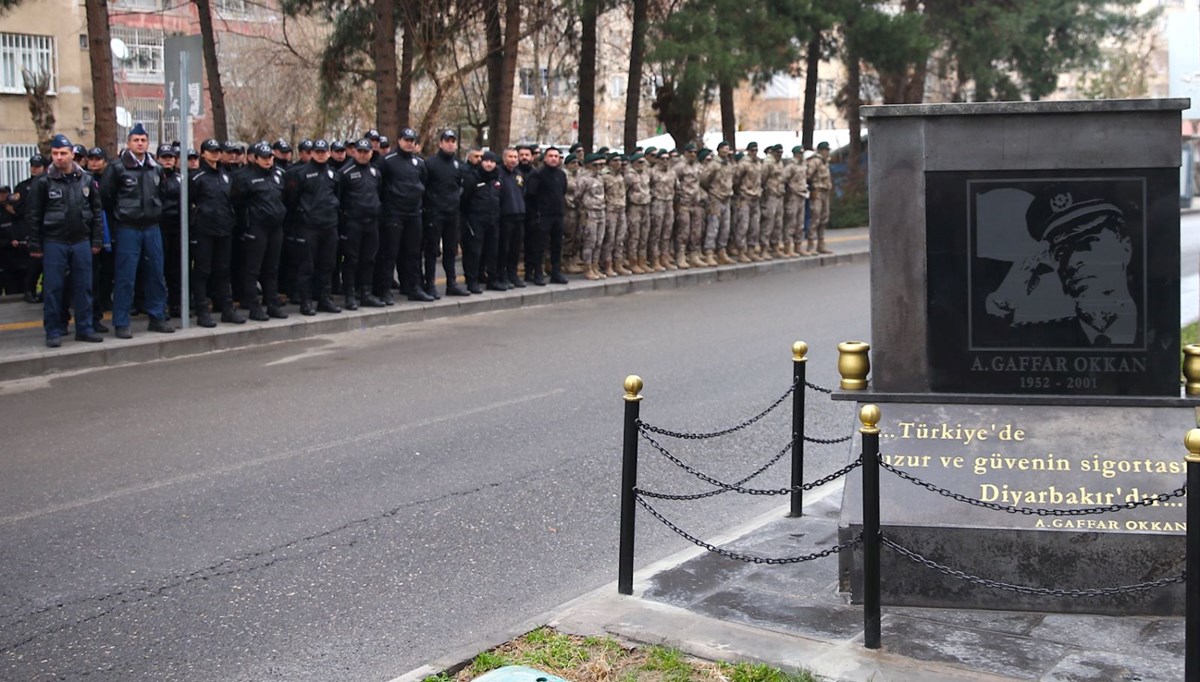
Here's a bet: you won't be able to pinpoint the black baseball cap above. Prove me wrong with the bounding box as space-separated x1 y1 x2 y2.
400 128 417 140
331 140 346 152
222 141 241 153
378 136 391 147
252 142 273 158
367 129 381 141
313 139 329 152
156 144 177 157
298 139 314 152
28 153 46 167
354 139 372 152
72 144 87 157
271 138 292 153
187 148 198 158
87 147 106 159
200 138 222 153
440 129 456 140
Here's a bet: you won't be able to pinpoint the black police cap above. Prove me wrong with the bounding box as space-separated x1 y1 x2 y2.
252 142 273 158
331 140 346 152
313 139 329 152
354 139 372 152
28 153 46 166
200 138 222 153
156 144 177 157
298 139 314 152
378 136 391 147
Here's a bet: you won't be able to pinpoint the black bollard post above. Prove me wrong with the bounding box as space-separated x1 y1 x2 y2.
861 404 882 650
1186 428 1200 680
618 375 644 596
789 342 808 517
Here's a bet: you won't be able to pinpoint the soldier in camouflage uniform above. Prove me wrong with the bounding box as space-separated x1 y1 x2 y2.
732 142 764 262
700 141 736 265
624 153 652 274
806 141 834 254
576 153 608 280
783 146 810 256
672 143 704 269
648 150 676 272
761 144 787 258
562 155 583 273
600 153 630 276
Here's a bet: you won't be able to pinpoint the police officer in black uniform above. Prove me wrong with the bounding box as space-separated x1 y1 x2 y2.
14 154 47 302
157 144 183 317
233 141 288 321
339 138 383 309
272 139 293 171
526 146 569 284
462 149 501 293
377 127 431 303
190 138 246 327
283 138 342 315
424 129 467 297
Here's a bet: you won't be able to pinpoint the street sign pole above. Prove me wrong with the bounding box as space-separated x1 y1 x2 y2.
179 51 190 329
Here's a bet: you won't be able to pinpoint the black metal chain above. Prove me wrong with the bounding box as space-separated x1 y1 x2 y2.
805 381 835 394
636 494 863 564
882 536 1185 597
639 426 863 495
633 433 793 501
878 458 1187 517
806 434 852 444
637 457 864 501
636 379 797 440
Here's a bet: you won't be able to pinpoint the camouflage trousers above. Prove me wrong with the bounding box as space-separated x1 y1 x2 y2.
581 207 606 265
602 206 628 264
762 195 784 247
626 203 650 263
675 202 704 254
649 199 675 261
810 190 830 243
734 197 761 250
784 194 806 244
705 198 731 252
563 206 580 261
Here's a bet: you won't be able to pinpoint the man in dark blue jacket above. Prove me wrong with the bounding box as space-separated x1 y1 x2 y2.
283 138 342 315
498 148 526 289
377 127 431 302
26 134 104 347
525 146 569 285
101 122 174 338
424 129 466 297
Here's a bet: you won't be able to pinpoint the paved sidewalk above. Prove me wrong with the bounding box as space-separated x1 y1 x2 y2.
396 487 1184 682
0 229 867 381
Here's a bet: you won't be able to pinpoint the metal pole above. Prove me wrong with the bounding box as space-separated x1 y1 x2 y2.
618 374 643 595
178 52 190 329
861 404 882 649
1186 427 1200 681
789 341 808 517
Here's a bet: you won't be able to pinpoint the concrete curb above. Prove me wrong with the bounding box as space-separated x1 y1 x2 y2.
0 250 868 381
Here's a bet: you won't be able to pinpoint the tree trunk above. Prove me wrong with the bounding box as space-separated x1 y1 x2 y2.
845 55 862 171
194 0 228 141
85 0 117 153
719 78 735 146
622 0 647 150
398 9 414 130
801 35 819 150
578 0 598 152
493 0 519 149
653 81 696 150
484 0 502 147
22 67 56 153
373 0 399 137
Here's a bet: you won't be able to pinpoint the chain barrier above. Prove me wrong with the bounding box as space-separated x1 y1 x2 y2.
806 434 852 445
882 536 1185 597
879 457 1187 517
805 381 835 394
635 494 863 564
636 379 797 441
633 432 792 501
637 457 864 501
639 425 863 496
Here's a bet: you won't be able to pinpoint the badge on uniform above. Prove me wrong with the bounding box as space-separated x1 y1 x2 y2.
327 169 335 179
274 176 280 185
222 174 229 183
80 185 89 197
453 160 459 169
49 188 63 199
411 158 418 166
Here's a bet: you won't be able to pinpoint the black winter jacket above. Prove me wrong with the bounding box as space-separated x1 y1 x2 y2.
462 164 500 219
338 161 381 222
424 150 464 214
189 160 236 237
100 150 163 228
283 160 340 230
379 150 427 217
233 164 287 231
25 162 102 251
526 165 567 217
498 164 526 217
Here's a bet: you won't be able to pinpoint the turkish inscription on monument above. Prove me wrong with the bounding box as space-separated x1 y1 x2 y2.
925 169 1179 395
870 403 1188 534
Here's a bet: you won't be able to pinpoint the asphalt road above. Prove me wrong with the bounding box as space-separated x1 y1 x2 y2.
0 260 869 681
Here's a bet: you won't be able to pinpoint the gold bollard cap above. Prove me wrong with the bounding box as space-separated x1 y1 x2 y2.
1186 428 1200 463
1183 345 1200 396
624 375 644 402
838 341 871 391
859 404 881 434
793 341 808 362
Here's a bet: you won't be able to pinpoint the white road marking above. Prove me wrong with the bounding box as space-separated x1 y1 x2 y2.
0 388 566 526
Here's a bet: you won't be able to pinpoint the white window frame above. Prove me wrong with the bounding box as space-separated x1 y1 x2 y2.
1 144 39 190
0 33 57 95
111 26 164 84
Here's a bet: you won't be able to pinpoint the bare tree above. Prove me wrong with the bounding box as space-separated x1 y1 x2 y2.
577 0 597 152
194 0 229 140
85 0 118 154
22 67 55 154
373 0 399 136
622 0 647 150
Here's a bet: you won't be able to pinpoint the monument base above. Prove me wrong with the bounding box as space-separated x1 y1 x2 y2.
836 401 1191 617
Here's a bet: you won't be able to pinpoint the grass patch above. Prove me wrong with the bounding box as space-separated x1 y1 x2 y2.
1184 321 1198 348
426 627 817 682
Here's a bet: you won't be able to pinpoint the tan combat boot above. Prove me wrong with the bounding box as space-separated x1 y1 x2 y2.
806 239 816 255
749 246 764 262
703 250 717 266
663 254 678 271
585 264 601 281
737 249 753 264
602 261 617 277
689 252 705 268
717 248 735 265
631 258 646 275
615 260 632 276
774 244 789 259
676 250 691 269
653 255 667 272
817 240 833 255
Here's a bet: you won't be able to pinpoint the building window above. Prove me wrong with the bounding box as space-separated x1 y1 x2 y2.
111 26 164 83
215 0 250 15
518 67 569 98
1 144 39 189
764 110 789 130
118 97 178 147
0 33 56 95
111 0 160 9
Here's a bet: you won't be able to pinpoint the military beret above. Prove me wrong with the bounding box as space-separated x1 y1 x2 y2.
564 155 579 165
682 142 697 152
816 141 830 150
656 150 669 158
735 152 745 161
791 145 803 155
644 146 657 155
569 143 583 153
252 142 273 158
298 139 314 152
745 141 758 150
596 146 609 155
331 140 346 152
717 140 731 150
354 139 372 152
156 144 177 157
630 152 645 162
313 139 329 151
697 149 712 161
584 152 605 164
